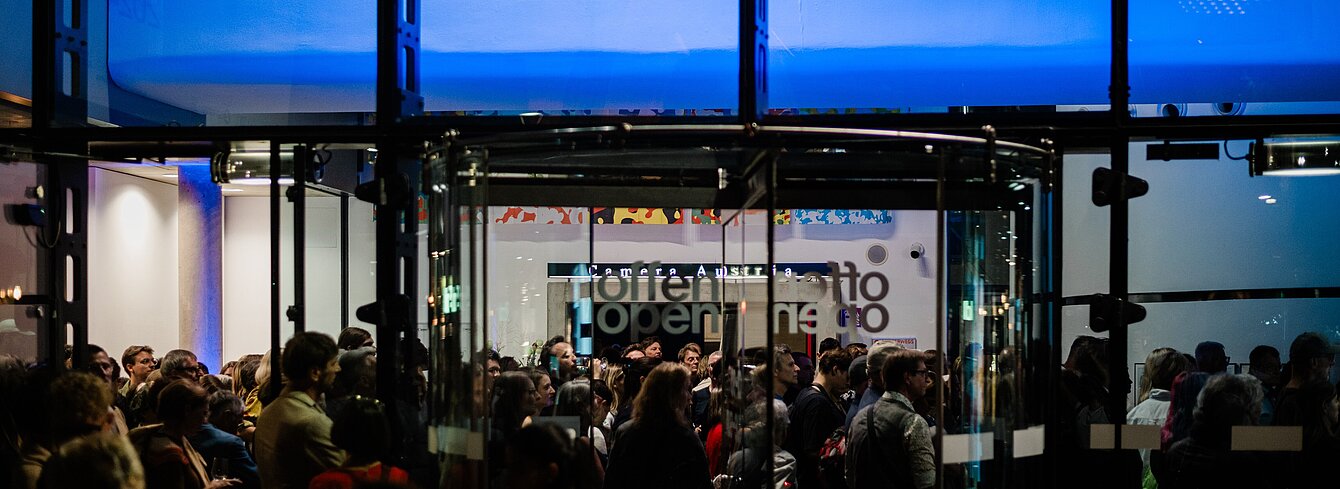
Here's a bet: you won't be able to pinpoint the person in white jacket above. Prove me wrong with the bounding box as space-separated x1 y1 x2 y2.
1126 348 1192 478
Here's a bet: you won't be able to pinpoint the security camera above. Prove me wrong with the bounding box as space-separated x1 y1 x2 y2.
909 243 925 260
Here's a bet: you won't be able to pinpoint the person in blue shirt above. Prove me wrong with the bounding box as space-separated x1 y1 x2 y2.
189 390 260 489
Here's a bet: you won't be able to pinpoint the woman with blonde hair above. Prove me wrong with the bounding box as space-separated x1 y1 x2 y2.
603 363 710 489
1126 347 1190 486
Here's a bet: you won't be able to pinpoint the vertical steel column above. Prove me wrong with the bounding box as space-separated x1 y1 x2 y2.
290 145 308 333
39 157 89 371
739 0 768 123
33 0 90 370
33 0 89 128
378 0 424 124
269 141 284 401
371 0 423 409
1108 0 1134 477
1044 141 1063 488
934 147 949 489
341 194 350 328
763 151 777 482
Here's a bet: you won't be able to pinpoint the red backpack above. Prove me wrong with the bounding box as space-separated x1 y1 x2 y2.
816 425 850 489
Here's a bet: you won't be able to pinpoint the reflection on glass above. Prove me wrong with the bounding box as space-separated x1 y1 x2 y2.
768 0 1110 112
423 0 737 115
1130 1 1340 116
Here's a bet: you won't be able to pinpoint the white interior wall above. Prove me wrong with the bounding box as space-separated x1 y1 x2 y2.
87 168 180 357
223 195 374 362
482 211 939 357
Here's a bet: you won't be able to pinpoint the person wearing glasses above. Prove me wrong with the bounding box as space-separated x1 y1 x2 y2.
844 348 935 489
162 350 205 383
121 345 157 397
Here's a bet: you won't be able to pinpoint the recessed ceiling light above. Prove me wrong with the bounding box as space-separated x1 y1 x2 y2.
1265 198 1278 204
1257 195 1271 200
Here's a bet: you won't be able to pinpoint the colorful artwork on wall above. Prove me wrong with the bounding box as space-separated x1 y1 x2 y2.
488 207 895 225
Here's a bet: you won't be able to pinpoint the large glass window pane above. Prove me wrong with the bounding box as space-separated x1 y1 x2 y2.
107 1 374 126
0 0 31 127
1128 141 1340 293
0 162 41 361
423 1 738 116
1062 153 1111 297
767 0 1110 113
1129 300 1340 384
1130 1 1340 116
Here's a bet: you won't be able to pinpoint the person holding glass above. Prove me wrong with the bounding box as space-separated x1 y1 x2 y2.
128 380 240 489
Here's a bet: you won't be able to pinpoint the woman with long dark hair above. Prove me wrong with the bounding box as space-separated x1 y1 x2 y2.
603 363 709 489
489 372 539 484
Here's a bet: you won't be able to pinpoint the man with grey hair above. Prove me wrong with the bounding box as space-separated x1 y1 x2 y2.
846 341 903 428
1162 374 1268 488
727 399 798 489
160 349 202 383
325 346 376 418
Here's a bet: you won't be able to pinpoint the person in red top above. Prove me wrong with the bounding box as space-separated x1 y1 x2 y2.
308 396 410 489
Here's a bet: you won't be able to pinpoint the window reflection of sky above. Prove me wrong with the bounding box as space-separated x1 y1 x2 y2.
100 0 1340 114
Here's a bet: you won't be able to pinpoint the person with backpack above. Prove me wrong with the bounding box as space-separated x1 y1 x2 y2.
845 349 935 489
785 349 853 489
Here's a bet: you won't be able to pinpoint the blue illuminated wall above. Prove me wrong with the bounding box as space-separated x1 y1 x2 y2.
102 0 1340 115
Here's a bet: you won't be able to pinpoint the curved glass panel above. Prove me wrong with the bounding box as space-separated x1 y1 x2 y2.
428 126 1053 488
1130 0 1340 116
767 0 1110 113
422 1 737 115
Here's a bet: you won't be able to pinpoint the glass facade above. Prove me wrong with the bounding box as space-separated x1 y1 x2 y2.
767 0 1110 113
426 126 1055 487
0 0 31 127
422 0 738 116
0 161 41 361
106 1 375 125
1129 0 1340 116
4 2 1340 489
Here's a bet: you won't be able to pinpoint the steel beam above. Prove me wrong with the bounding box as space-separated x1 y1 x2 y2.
739 0 768 123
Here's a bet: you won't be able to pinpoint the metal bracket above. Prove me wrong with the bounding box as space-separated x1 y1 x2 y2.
1087 293 1147 333
354 172 415 209
285 305 303 323
1091 167 1149 207
355 294 415 333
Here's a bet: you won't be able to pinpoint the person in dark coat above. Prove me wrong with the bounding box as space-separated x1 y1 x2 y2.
1162 374 1273 489
604 363 710 489
785 348 853 489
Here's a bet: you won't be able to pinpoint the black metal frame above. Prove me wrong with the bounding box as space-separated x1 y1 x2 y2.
8 0 1340 487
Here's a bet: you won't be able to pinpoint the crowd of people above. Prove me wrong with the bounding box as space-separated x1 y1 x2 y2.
0 327 428 489
2 327 1336 489
1057 332 1340 489
476 334 947 489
